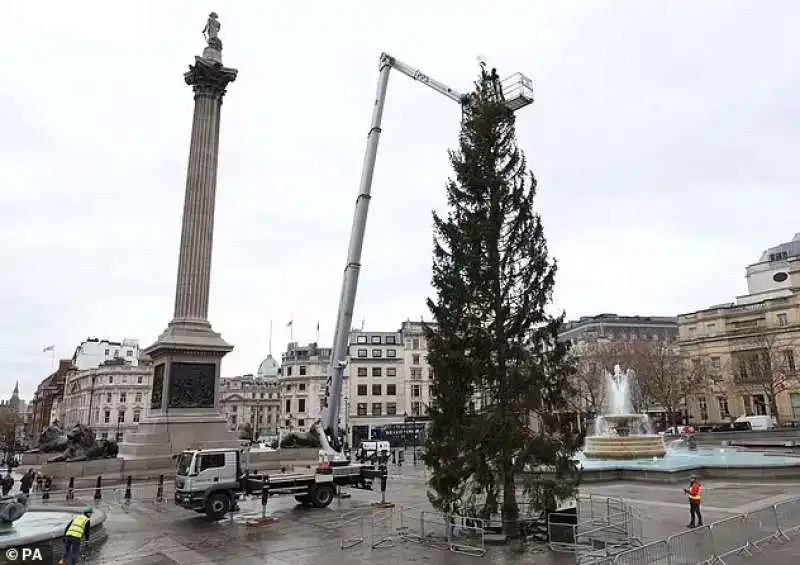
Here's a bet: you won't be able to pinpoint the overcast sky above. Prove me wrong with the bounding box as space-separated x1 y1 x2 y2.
3 1 799 399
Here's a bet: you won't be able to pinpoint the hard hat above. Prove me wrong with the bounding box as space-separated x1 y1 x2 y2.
82 506 94 515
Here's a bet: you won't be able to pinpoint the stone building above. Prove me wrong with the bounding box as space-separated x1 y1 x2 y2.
680 234 800 424
29 359 74 442
61 358 153 442
219 355 281 439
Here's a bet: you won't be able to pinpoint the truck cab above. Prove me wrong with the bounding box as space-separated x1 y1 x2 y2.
174 448 243 518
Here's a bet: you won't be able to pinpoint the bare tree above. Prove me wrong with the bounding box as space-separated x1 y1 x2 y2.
622 340 707 428
570 339 624 414
729 334 797 424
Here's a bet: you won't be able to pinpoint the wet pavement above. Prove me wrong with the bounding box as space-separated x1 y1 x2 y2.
48 464 800 564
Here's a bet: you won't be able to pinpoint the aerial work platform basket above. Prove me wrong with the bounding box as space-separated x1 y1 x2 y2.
501 72 534 111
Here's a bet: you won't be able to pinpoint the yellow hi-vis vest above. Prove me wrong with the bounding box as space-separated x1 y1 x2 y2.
66 515 88 540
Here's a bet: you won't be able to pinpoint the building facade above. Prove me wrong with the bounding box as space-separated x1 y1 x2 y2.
278 342 347 437
61 359 153 442
0 383 26 448
29 359 74 442
72 338 141 370
219 358 281 439
679 234 800 424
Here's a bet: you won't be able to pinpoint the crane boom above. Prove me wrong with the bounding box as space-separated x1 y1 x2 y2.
314 52 533 459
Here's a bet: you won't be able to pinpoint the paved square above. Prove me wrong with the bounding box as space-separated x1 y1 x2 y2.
76 464 800 564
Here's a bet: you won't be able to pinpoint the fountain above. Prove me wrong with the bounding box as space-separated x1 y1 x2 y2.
583 364 666 459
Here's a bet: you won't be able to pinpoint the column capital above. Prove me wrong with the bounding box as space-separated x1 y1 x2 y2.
184 56 238 98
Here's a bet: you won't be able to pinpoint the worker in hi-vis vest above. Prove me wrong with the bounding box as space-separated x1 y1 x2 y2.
683 476 702 528
59 506 93 565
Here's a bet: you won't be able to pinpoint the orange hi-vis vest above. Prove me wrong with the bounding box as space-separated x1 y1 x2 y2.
687 482 702 503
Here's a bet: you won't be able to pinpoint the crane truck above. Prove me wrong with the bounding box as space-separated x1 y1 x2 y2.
172 54 532 520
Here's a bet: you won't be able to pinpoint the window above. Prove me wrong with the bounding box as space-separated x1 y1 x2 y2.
104 349 110 355
372 367 382 377
357 335 368 344
784 350 796 371
135 392 142 403
711 357 721 370
372 349 382 358
716 396 729 417
286 367 292 376
753 394 767 416
103 410 110 424
410 367 423 380
122 376 128 384
411 401 421 416
386 367 397 377
113 349 119 357
357 367 368 377
198 453 225 471
387 349 397 358
371 403 382 416
133 411 141 423
117 410 125 423
101 432 108 440
298 419 305 427
371 335 382 344
386 402 397 415
119 392 127 403
230 415 237 426
299 383 306 391
412 385 421 397
285 399 291 413
357 385 368 396
357 349 368 358
106 393 112 403
372 384 382 396
298 399 306 412
411 338 420 350
108 376 113 384
386 335 396 345
387 384 397 395
126 350 133 357
357 403 368 416
697 397 708 421
299 365 307 376
232 405 238 412
412 354 420 365
778 313 789 327
137 375 143 384
94 410 99 423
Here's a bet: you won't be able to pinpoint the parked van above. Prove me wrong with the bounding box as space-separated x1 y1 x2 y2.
734 415 777 431
358 441 390 458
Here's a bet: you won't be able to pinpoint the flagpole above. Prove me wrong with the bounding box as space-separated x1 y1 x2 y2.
316 321 320 344
269 320 273 356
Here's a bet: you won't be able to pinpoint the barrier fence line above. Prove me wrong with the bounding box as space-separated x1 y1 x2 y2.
370 509 395 550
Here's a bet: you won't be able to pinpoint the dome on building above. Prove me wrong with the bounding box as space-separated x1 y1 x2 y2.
257 354 280 379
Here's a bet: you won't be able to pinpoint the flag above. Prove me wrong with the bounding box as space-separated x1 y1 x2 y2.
42 345 55 353
286 320 293 328
316 321 320 332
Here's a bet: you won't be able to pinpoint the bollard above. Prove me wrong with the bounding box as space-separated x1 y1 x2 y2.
370 466 394 508
391 451 396 464
94 476 102 501
124 475 132 501
261 476 270 519
413 448 417 465
156 474 164 502
42 477 51 501
66 477 75 501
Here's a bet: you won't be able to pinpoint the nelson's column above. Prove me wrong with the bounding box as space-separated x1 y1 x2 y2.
120 12 240 457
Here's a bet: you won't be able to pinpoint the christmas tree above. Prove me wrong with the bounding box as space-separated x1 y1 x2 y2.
423 66 580 539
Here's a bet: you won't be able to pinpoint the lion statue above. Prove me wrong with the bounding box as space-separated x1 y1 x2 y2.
279 426 322 449
27 425 68 454
47 424 118 462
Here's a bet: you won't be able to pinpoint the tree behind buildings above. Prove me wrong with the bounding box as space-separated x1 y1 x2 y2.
423 68 580 539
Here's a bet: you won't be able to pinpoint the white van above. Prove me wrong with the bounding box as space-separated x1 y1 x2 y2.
358 441 390 458
735 415 777 431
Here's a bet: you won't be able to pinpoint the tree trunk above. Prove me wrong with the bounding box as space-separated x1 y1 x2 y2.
667 405 677 429
769 395 781 425
502 475 520 539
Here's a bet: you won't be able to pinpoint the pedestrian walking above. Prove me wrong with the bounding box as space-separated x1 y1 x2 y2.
20 469 35 496
684 475 702 528
59 506 93 565
1 470 14 496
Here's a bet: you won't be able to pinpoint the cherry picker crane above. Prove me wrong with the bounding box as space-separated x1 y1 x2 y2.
312 53 534 462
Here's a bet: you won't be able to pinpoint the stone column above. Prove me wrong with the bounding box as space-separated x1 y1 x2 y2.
172 55 237 325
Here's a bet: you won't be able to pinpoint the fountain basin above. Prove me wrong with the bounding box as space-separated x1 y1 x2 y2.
0 506 107 564
583 435 666 459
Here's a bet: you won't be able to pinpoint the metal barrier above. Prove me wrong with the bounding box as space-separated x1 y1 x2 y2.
666 526 714 565
551 495 643 559
370 509 395 549
746 505 785 548
448 516 486 557
775 498 800 537
612 540 670 565
709 514 752 563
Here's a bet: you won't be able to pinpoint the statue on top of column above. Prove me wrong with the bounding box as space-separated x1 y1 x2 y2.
202 12 222 51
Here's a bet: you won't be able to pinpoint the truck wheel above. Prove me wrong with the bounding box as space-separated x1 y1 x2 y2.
310 484 335 508
295 495 312 506
205 492 231 520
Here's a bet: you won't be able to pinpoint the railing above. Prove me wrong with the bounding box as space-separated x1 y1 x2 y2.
397 507 486 557
612 495 800 564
